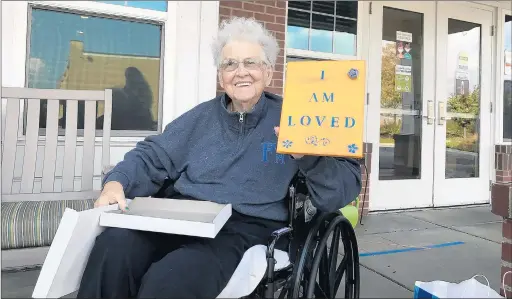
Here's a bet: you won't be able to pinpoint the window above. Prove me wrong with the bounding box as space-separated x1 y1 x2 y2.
27 7 163 133
503 14 511 141
97 1 167 12
286 1 358 56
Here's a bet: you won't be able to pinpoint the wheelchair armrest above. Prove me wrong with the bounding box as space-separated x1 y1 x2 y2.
267 226 293 258
264 226 293 298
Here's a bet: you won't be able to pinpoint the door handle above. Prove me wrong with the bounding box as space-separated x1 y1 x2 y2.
422 100 435 125
438 101 446 125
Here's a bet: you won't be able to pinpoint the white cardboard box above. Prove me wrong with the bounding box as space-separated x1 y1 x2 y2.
32 199 231 298
99 197 232 238
32 205 119 298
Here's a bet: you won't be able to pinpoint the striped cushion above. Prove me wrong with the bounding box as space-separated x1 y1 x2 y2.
1 200 94 250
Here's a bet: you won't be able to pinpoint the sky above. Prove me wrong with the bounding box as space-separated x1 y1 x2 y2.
286 25 357 56
97 1 167 12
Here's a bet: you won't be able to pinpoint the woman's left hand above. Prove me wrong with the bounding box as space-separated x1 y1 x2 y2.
273 126 304 159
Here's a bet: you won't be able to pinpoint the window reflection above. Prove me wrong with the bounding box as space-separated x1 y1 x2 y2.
336 1 357 19
311 14 334 53
288 1 311 11
27 8 162 133
313 1 335 15
334 17 357 55
287 9 310 50
286 0 357 55
444 19 481 179
97 1 167 12
378 7 423 181
503 15 512 141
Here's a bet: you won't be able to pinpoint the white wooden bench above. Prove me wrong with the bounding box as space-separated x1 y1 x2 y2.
1 87 112 271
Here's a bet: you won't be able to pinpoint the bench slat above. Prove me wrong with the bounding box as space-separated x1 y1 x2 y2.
2 99 21 194
62 100 78 192
81 101 96 191
20 99 41 194
101 90 112 180
41 100 60 192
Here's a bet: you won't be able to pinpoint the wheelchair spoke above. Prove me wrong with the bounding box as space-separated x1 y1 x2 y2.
278 285 288 299
318 247 331 297
327 225 341 296
334 254 348 291
314 281 329 299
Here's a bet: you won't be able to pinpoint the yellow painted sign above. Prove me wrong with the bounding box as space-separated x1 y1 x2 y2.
276 60 366 158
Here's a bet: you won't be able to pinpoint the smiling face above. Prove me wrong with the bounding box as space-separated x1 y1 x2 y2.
218 40 273 112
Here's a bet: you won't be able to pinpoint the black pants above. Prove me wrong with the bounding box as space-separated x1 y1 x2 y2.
77 211 287 299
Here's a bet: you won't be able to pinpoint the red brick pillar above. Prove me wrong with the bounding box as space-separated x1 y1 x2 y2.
217 1 286 96
491 145 512 298
359 143 372 216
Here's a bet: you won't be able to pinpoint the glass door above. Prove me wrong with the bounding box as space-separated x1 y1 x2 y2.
367 1 436 210
433 2 493 206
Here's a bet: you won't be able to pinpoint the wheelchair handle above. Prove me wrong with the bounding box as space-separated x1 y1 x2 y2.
267 226 293 258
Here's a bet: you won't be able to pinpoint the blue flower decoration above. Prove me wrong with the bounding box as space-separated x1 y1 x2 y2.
282 140 293 148
348 68 359 79
348 143 359 154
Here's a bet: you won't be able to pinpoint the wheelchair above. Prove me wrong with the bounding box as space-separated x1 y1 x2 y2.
154 172 361 299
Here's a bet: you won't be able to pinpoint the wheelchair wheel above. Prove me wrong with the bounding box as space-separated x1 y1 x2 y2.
287 213 360 299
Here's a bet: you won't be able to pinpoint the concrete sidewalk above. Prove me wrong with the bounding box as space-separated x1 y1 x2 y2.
354 205 503 298
2 205 503 298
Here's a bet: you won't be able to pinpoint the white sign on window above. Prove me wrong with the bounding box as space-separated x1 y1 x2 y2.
396 31 413 43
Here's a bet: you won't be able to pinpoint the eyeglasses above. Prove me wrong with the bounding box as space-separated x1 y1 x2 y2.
219 58 267 72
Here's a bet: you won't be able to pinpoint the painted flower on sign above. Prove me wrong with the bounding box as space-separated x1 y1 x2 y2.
348 143 359 154
282 140 293 148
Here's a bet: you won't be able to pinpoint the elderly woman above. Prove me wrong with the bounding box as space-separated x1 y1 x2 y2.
77 17 361 298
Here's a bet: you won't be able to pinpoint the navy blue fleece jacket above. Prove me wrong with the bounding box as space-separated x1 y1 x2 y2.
103 92 362 222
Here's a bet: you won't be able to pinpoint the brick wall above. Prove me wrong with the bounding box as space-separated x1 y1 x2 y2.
358 143 372 216
490 145 512 298
217 1 286 96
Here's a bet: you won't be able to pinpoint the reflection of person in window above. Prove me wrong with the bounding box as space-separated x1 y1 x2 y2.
60 67 157 131
98 67 157 131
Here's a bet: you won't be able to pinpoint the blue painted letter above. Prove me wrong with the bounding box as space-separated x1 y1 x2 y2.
300 116 311 126
315 116 326 126
287 116 295 126
344 117 356 128
331 117 340 128
323 92 334 103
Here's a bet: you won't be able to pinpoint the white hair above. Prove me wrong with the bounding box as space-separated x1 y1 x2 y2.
211 17 280 68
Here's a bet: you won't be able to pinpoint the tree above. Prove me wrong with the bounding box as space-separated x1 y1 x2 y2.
447 86 480 137
380 43 402 109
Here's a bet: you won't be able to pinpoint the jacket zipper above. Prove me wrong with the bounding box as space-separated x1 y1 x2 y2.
239 112 244 124
238 112 245 150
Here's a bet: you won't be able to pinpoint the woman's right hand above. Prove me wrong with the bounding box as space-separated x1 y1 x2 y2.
94 181 128 211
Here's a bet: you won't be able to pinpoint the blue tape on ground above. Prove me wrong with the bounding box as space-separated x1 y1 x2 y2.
360 241 465 257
